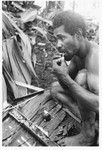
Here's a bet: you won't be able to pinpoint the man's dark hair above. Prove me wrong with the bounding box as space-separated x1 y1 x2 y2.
53 11 86 37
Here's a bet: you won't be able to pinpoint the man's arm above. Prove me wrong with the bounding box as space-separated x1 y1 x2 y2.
58 73 99 113
53 58 99 113
54 56 79 90
67 56 80 79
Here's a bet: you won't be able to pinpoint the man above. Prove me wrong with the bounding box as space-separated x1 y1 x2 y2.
50 11 99 146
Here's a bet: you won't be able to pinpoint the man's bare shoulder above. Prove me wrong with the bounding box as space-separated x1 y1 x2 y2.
88 41 99 64
90 41 99 52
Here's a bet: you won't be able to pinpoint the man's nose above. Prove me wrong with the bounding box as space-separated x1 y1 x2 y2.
57 40 63 48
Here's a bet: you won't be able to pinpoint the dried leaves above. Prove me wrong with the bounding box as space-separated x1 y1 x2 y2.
2 4 57 101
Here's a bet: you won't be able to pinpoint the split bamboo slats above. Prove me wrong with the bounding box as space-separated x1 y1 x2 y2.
2 90 81 146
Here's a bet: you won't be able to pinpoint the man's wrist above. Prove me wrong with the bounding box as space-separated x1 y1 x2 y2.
58 73 71 88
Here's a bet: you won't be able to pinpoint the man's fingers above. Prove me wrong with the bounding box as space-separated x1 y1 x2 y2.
57 60 62 66
53 59 61 67
53 57 65 66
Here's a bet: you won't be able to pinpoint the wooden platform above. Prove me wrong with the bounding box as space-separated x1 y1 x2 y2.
2 90 81 146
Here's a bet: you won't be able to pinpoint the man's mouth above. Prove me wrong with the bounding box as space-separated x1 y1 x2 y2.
57 47 74 61
57 47 65 53
64 52 73 61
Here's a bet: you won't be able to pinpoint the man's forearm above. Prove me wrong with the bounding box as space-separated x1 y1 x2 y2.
58 73 99 113
67 66 78 80
67 61 78 80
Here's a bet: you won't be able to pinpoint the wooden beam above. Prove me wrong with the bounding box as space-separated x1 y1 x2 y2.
15 81 44 91
9 109 59 146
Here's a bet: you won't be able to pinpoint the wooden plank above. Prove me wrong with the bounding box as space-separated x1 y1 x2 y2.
49 114 79 142
28 97 53 121
20 90 51 119
8 109 59 146
3 116 42 146
2 117 21 146
2 111 9 121
30 99 57 128
31 99 57 123
3 91 59 146
49 103 62 116
44 110 66 136
40 103 62 128
3 117 20 140
8 127 42 146
63 107 81 123
2 88 82 146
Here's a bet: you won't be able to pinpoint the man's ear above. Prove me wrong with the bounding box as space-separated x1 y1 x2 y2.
75 28 83 40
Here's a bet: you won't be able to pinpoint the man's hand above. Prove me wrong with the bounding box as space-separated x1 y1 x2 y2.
52 57 68 77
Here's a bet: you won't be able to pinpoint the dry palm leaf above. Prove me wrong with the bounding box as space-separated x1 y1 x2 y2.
20 9 37 23
3 63 20 99
2 22 11 39
2 37 34 98
2 75 12 110
7 37 31 84
2 40 12 73
2 12 15 38
2 11 37 78
18 32 37 77
2 75 7 104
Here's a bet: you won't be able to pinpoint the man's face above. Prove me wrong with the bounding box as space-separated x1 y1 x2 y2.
54 25 79 60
